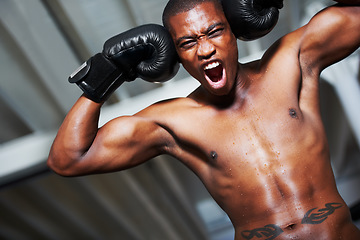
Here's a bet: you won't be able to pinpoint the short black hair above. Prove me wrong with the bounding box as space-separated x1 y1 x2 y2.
162 0 222 31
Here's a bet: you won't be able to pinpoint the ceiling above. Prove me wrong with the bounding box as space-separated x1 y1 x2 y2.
0 0 359 239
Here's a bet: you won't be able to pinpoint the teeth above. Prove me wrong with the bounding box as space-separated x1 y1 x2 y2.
204 61 220 70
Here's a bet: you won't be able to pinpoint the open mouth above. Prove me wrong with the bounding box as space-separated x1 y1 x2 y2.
204 61 223 82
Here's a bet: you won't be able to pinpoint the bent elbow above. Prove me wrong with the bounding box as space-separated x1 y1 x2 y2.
47 158 70 177
47 151 81 177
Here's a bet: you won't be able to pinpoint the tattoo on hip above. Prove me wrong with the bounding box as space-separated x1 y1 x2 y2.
240 202 342 239
241 224 283 240
301 202 342 224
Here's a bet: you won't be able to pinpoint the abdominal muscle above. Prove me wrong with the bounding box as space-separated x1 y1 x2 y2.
229 184 351 240
207 159 355 240
194 119 357 240
204 146 355 240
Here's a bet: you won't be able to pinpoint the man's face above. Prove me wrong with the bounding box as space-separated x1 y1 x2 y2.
168 1 239 96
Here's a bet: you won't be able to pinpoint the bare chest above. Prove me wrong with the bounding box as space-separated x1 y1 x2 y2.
166 102 329 200
171 103 317 164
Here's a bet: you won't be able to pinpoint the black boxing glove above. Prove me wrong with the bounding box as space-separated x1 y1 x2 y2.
69 24 179 103
221 0 283 41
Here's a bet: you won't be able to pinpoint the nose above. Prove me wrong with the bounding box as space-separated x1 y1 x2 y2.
197 38 215 60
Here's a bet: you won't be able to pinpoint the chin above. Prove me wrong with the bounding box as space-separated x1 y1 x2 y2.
214 89 232 96
207 84 233 96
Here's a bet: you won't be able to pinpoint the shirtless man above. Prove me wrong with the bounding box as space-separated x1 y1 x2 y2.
48 0 360 239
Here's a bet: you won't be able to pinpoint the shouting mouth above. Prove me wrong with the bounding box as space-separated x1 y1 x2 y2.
203 61 226 88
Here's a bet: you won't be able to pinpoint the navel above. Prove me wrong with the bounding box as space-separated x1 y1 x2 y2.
284 223 297 230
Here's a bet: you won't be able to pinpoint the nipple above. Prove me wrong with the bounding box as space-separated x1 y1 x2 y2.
210 151 218 160
289 108 298 119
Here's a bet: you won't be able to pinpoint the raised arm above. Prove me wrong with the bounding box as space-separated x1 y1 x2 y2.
298 2 360 74
47 24 179 176
47 96 171 176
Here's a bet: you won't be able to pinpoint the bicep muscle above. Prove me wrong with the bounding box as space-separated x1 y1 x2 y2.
299 5 360 73
73 116 170 175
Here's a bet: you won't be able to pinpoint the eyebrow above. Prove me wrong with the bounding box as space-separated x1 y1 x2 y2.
175 22 225 46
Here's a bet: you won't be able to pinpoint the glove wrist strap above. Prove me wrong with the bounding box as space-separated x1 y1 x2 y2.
68 53 126 103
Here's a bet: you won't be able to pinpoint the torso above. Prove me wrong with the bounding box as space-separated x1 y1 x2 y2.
139 32 360 239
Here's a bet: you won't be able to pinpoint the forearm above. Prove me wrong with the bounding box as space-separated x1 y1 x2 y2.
48 95 102 175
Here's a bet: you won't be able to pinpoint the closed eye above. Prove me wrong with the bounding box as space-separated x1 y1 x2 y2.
208 28 224 38
179 39 197 49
